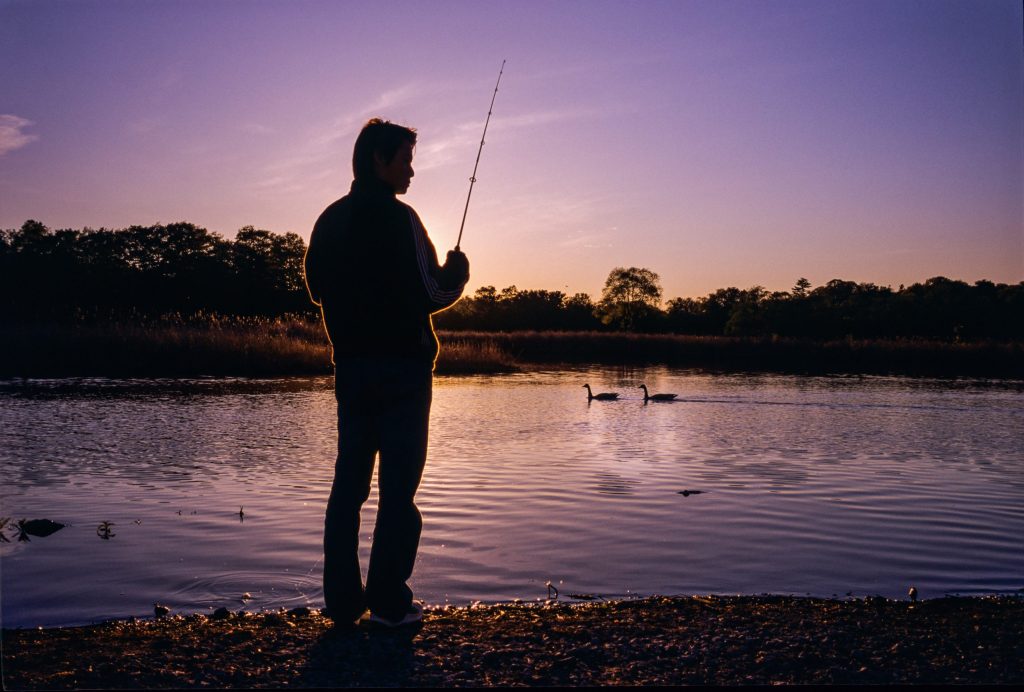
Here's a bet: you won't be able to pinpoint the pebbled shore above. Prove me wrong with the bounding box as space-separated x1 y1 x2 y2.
3 596 1023 688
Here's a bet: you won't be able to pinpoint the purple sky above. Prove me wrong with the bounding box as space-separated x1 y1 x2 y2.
1 0 1020 299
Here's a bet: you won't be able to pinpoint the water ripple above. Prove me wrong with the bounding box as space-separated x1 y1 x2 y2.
2 368 1022 627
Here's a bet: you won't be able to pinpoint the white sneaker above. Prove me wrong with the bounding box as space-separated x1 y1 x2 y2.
365 601 424 628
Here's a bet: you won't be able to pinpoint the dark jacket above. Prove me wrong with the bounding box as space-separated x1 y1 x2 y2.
304 177 468 367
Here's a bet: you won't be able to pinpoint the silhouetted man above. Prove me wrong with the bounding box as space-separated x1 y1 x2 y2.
304 118 469 627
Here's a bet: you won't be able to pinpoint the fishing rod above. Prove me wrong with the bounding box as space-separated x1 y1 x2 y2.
455 59 505 252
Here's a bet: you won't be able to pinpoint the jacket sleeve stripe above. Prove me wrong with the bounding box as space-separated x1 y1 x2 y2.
409 210 464 309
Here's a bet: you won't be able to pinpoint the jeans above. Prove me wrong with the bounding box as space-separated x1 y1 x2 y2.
323 356 433 622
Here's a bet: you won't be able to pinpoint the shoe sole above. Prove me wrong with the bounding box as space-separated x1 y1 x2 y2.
360 604 424 628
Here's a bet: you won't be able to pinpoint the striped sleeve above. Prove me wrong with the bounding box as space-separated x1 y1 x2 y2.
408 209 465 312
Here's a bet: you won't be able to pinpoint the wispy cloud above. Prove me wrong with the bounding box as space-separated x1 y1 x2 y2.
558 231 615 249
0 115 39 156
493 107 612 131
250 82 620 192
414 106 615 173
412 121 480 172
374 83 423 112
242 122 275 136
249 82 428 194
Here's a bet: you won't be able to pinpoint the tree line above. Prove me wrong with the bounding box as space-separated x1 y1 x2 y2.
1 219 310 320
2 220 1020 340
435 272 1023 340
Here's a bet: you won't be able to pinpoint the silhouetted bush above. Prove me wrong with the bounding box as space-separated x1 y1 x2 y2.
3 220 1021 342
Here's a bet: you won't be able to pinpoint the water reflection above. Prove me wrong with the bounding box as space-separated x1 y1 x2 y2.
0 377 337 492
1 518 66 542
0 376 333 400
593 471 640 496
2 370 1023 628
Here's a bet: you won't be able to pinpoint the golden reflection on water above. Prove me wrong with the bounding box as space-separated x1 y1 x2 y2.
1 370 1023 628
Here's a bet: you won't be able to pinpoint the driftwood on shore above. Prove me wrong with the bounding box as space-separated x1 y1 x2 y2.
3 596 1022 688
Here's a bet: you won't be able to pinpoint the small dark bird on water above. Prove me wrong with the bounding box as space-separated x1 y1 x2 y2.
583 384 619 401
677 490 704 497
639 384 677 402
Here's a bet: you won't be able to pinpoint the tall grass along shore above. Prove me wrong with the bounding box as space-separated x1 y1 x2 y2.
2 317 1021 378
444 330 1023 377
3 596 1022 687
0 316 517 377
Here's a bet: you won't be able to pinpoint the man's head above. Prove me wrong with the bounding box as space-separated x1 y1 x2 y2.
352 118 417 194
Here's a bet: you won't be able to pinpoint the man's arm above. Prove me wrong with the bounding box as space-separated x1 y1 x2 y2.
407 209 469 313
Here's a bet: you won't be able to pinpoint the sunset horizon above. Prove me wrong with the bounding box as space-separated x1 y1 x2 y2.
2 0 1020 300
3 3 1023 682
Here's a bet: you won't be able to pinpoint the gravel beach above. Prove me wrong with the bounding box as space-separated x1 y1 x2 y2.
3 595 1022 687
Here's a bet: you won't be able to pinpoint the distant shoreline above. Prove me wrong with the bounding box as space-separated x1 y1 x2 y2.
1 319 1021 379
3 595 1022 687
446 329 1024 378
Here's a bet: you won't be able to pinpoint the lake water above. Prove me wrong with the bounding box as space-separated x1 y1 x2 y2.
2 368 1022 628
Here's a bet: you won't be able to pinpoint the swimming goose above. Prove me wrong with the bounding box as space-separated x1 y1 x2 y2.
583 384 619 401
639 384 677 401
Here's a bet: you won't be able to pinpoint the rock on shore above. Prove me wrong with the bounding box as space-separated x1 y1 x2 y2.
3 596 1023 688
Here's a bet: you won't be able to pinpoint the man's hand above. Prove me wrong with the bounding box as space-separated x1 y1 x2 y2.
444 250 470 284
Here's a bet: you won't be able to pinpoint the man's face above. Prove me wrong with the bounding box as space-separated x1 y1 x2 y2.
374 141 415 194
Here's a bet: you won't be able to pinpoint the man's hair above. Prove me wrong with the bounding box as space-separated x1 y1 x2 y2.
352 118 417 181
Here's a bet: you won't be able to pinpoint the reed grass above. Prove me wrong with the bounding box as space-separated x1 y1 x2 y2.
436 330 1024 378
0 317 333 377
434 337 518 374
1 319 1019 378
0 316 519 377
